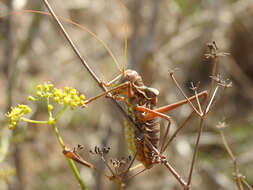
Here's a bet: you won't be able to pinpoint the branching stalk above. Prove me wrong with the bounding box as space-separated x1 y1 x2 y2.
21 118 48 124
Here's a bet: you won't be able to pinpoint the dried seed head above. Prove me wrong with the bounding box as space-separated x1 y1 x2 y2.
110 156 131 169
190 81 200 92
216 121 228 129
90 146 111 157
210 75 232 88
77 144 84 150
205 41 229 59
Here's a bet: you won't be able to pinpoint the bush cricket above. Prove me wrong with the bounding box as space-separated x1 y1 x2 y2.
1 0 230 189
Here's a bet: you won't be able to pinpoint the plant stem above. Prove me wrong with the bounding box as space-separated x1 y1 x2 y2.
21 118 48 124
67 158 87 190
50 123 65 149
50 122 87 190
55 105 68 121
187 118 205 187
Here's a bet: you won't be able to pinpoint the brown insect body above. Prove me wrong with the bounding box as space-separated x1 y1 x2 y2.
113 69 160 169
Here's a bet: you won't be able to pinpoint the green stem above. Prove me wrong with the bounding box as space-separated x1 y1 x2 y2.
55 105 68 121
46 96 52 118
50 122 87 190
67 158 87 190
50 123 65 149
21 118 48 124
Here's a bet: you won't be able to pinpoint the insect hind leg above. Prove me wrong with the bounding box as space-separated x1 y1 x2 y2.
136 90 208 154
135 106 172 154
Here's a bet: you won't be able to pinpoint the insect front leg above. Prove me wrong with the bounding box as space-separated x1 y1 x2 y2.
83 81 131 104
102 73 123 87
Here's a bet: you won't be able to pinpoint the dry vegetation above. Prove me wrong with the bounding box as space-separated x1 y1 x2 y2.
0 0 253 190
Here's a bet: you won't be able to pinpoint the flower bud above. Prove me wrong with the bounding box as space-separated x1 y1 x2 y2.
27 96 36 101
80 94 85 100
36 91 42 97
48 104 53 112
36 85 42 91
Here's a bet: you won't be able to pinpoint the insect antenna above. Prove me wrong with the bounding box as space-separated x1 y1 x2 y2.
0 9 123 74
118 0 128 75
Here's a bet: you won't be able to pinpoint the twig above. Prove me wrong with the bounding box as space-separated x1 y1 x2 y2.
187 118 205 187
169 71 201 116
218 126 243 190
161 111 194 153
217 122 253 190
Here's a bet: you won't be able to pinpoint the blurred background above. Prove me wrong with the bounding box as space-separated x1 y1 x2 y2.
0 0 253 189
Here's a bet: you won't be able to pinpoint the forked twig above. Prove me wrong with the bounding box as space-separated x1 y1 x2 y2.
169 71 202 116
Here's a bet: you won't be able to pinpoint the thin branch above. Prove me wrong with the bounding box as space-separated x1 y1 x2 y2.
241 178 253 190
190 82 203 115
187 118 205 187
218 127 244 190
161 111 194 154
163 161 187 188
205 86 219 114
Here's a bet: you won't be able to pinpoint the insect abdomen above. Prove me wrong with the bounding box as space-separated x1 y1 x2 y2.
124 118 160 169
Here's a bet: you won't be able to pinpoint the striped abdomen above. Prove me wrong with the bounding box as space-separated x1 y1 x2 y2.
124 117 160 169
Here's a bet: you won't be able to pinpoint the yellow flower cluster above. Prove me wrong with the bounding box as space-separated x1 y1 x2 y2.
6 83 86 130
6 104 31 129
30 83 86 110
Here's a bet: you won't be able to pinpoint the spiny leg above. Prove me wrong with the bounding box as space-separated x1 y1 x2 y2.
158 91 208 154
161 111 194 154
135 106 171 154
137 91 207 154
144 91 208 121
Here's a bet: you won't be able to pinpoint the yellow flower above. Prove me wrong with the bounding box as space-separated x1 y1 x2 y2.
6 105 31 130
